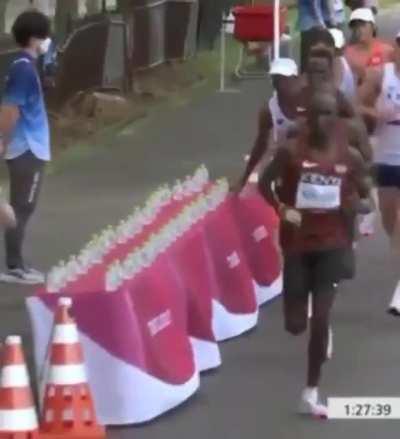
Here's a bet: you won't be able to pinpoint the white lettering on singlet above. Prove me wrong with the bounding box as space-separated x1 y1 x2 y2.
295 172 342 210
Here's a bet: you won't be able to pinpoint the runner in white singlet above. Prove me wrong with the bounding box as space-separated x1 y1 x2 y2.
359 32 400 314
238 58 300 189
268 91 298 149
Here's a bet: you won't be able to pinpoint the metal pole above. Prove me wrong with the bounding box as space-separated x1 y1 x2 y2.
218 12 239 93
273 0 280 60
219 12 226 92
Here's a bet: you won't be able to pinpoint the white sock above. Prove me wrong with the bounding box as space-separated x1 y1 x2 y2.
307 294 313 319
389 281 400 310
302 387 318 403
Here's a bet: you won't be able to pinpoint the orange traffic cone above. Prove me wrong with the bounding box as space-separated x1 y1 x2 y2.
40 297 106 439
0 335 39 439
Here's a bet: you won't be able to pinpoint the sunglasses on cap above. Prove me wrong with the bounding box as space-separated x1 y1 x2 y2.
350 19 372 27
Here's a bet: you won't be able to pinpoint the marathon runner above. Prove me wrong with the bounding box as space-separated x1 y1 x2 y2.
359 31 400 314
258 91 373 418
345 8 393 84
238 58 300 189
302 40 373 163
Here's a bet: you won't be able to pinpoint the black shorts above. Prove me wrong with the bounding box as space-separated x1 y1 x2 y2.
374 164 400 189
283 248 355 297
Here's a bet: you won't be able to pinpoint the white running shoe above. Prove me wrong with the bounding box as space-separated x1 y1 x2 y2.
0 268 45 285
326 327 333 360
307 294 313 319
299 388 328 419
388 281 400 317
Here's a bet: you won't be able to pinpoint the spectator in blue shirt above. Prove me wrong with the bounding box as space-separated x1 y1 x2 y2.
0 10 51 284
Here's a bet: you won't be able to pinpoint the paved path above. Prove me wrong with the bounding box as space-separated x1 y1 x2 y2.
0 6 400 439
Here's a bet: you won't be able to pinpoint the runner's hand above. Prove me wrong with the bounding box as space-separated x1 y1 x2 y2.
280 205 302 227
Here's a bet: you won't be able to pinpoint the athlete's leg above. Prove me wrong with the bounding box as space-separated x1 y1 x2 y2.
378 187 399 238
283 253 309 335
307 287 336 387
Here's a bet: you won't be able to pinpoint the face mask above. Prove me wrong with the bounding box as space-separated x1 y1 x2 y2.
38 37 52 55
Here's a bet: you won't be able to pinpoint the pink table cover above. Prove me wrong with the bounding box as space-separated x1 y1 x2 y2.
231 184 282 305
27 184 283 426
202 196 259 340
27 254 199 426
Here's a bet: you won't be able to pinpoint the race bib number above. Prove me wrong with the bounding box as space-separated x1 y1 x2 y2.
295 172 342 210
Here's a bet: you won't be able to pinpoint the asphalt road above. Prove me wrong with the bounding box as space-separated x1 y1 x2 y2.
0 6 400 439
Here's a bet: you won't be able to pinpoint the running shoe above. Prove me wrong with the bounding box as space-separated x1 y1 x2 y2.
388 281 400 317
298 389 328 419
307 294 313 319
0 268 45 285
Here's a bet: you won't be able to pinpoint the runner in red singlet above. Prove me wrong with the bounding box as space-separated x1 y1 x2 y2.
345 8 393 85
258 91 372 418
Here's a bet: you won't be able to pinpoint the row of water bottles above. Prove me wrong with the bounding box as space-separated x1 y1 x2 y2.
46 165 211 293
105 179 230 293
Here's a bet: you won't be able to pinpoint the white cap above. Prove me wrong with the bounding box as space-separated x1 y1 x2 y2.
59 297 72 307
269 58 298 77
349 8 376 25
329 28 345 49
6 336 22 345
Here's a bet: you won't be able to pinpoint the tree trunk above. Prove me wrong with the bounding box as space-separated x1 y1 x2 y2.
86 0 102 14
55 0 80 41
0 0 8 34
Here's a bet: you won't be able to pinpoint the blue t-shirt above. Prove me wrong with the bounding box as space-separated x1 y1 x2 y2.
3 52 50 161
297 0 325 32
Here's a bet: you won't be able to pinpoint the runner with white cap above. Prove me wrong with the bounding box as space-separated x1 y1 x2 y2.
345 8 393 84
359 32 400 314
238 58 300 189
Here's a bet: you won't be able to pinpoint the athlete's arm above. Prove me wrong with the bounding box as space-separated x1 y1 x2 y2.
350 147 373 198
348 146 375 214
240 107 273 187
358 66 383 124
346 116 373 164
258 145 290 212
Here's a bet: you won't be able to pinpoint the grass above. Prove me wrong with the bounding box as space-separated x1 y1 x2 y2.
381 0 399 7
